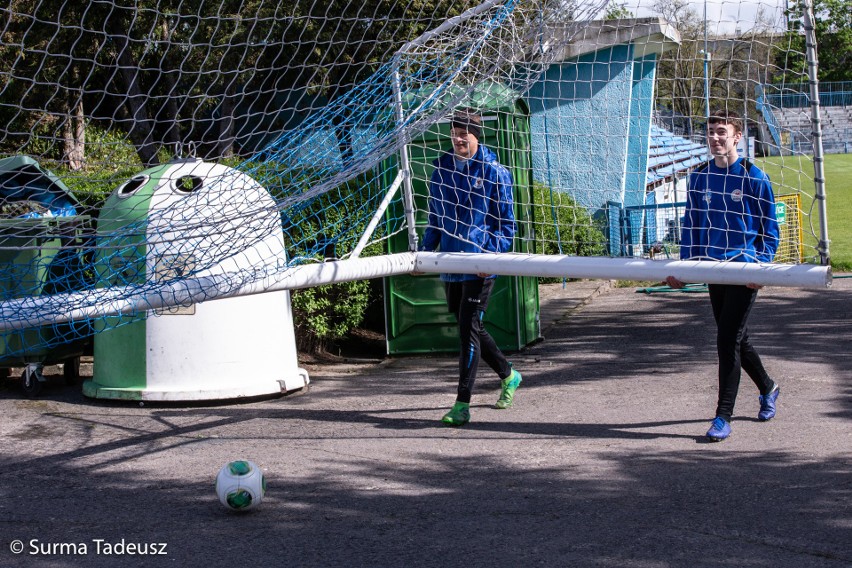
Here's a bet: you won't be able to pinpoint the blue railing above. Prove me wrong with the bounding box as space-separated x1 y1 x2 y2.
607 201 686 257
762 81 852 109
756 85 783 147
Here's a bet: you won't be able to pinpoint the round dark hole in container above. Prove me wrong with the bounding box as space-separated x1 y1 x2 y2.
117 175 148 197
174 175 203 193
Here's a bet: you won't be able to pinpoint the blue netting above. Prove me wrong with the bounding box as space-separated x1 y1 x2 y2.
0 0 551 361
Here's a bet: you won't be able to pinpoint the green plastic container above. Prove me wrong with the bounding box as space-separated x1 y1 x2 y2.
0 156 91 394
85 159 308 402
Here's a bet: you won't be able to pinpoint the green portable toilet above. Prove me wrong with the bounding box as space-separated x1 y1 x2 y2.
383 84 539 354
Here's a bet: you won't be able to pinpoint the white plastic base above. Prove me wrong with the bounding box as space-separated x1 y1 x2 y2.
83 367 309 402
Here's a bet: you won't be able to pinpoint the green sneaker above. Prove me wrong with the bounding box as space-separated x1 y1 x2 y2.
495 370 522 409
441 401 470 426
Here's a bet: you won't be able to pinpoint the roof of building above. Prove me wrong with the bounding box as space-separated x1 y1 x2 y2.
538 18 682 61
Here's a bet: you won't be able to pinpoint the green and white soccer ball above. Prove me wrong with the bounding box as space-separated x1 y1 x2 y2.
215 460 266 511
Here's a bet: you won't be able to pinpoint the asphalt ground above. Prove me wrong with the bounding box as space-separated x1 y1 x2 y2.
0 277 850 568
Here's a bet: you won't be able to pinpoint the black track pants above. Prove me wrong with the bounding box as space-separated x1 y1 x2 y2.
445 278 513 403
708 283 775 421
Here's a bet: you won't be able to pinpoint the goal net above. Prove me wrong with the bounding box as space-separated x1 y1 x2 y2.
0 0 832 359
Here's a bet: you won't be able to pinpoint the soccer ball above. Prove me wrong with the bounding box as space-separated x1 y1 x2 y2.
215 460 266 511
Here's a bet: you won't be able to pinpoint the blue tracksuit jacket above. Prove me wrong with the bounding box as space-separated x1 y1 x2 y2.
680 158 779 263
421 145 516 282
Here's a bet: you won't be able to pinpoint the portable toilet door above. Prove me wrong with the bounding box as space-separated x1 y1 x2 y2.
383 88 540 355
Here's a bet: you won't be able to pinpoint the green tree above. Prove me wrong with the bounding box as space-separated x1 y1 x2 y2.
604 1 634 20
0 1 107 168
652 0 781 133
777 0 851 82
1 0 477 169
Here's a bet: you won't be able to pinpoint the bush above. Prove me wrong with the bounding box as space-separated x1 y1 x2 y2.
32 123 145 213
531 182 606 257
282 173 387 354
290 280 372 353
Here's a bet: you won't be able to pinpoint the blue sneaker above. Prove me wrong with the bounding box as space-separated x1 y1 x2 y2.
758 385 780 421
706 416 731 441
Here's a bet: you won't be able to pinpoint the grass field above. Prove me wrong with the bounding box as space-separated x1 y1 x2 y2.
756 153 852 271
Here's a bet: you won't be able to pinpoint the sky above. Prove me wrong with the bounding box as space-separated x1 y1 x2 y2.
610 0 790 35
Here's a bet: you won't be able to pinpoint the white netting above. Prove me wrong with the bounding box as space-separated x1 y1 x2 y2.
0 0 832 359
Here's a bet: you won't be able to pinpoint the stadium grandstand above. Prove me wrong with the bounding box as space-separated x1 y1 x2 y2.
642 125 708 252
758 81 852 155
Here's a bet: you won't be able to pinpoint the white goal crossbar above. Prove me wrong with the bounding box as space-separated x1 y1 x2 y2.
416 253 832 288
0 252 830 332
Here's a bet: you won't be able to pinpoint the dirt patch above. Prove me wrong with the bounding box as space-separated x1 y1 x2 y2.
298 327 386 364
